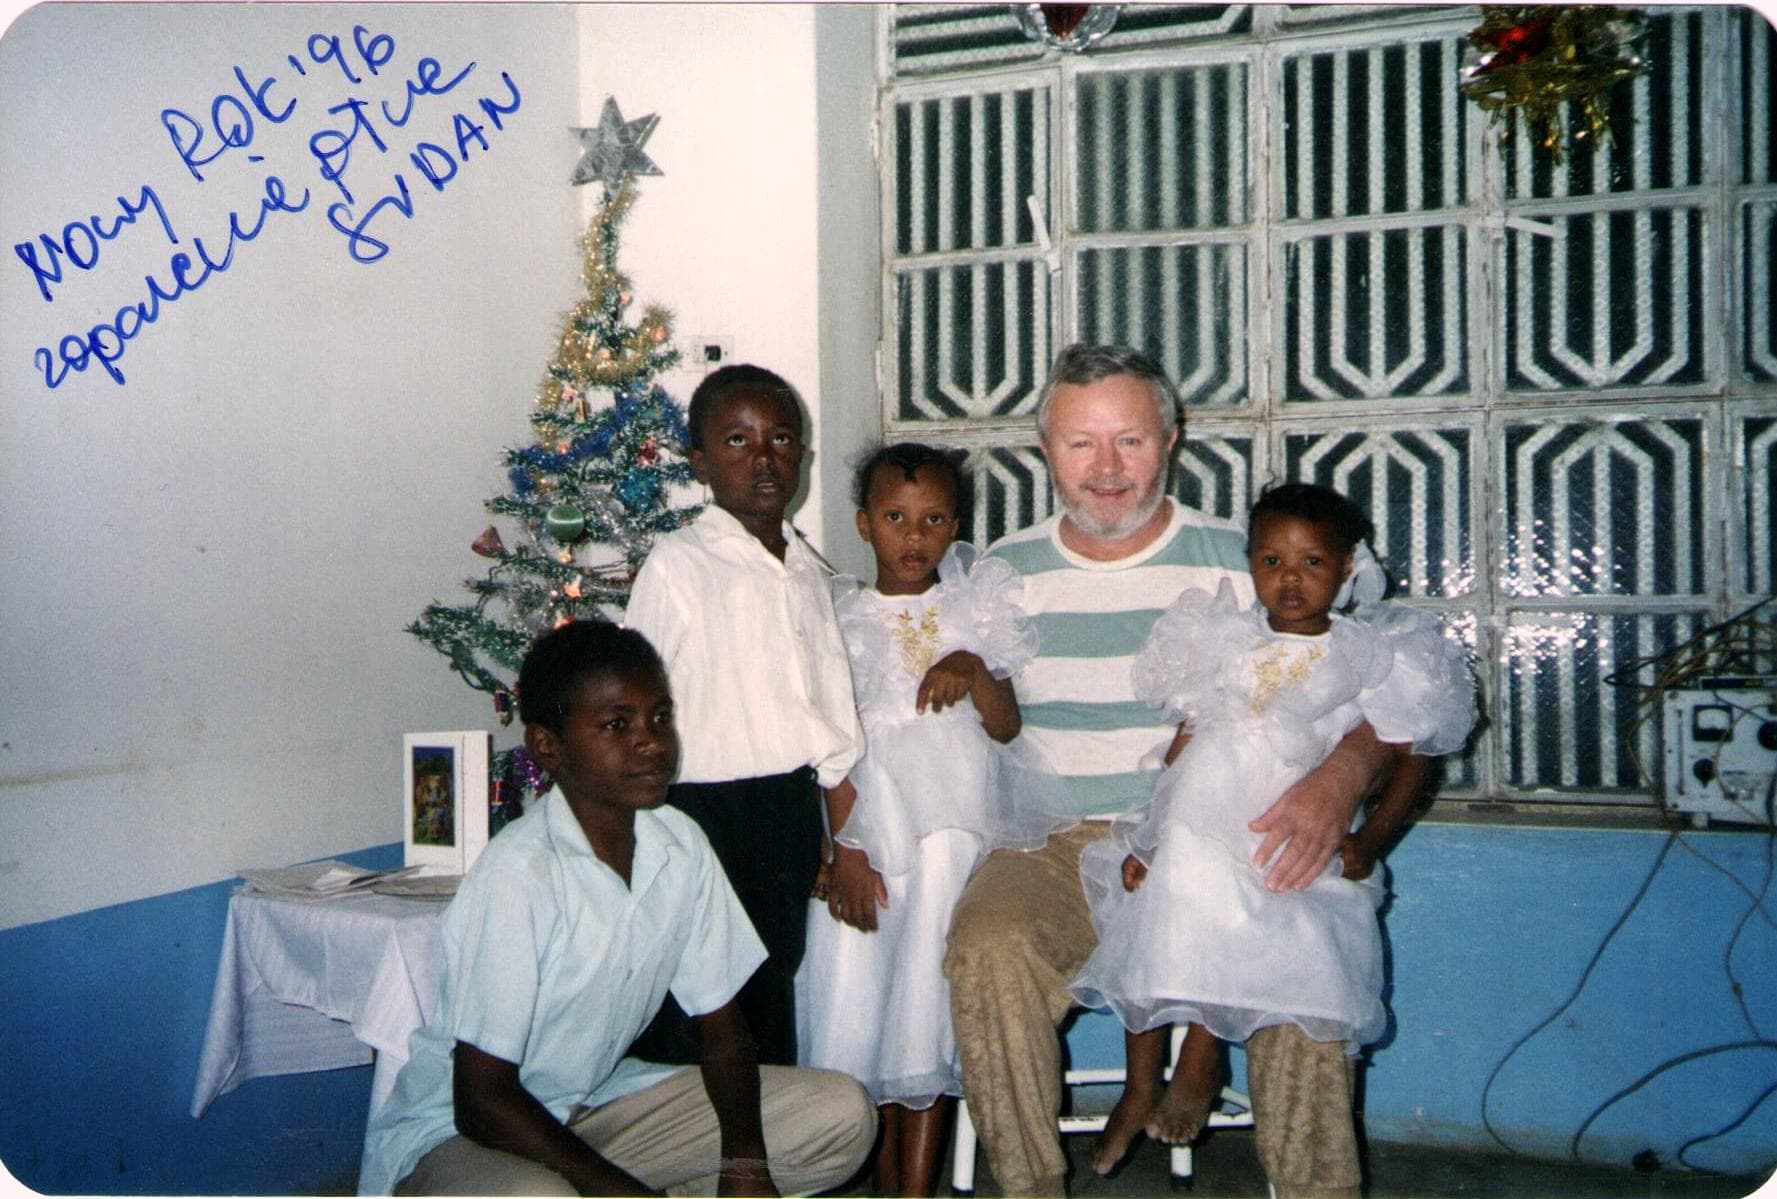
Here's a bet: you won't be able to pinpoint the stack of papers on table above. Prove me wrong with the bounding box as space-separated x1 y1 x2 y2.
237 861 460 900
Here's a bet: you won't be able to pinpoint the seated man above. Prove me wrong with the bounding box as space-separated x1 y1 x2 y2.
944 345 1390 1198
358 621 875 1196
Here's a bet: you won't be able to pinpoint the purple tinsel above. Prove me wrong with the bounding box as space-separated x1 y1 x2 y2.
509 744 551 795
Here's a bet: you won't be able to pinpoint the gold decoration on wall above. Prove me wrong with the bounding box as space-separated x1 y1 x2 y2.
1460 6 1648 164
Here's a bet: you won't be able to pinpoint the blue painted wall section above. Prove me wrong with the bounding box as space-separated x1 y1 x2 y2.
1372 824 1775 1174
0 845 400 1195
2 829 1771 1193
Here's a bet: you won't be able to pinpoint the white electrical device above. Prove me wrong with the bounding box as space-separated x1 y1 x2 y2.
1661 676 1777 827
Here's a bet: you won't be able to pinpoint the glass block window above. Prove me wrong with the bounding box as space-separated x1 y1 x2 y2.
879 6 1777 807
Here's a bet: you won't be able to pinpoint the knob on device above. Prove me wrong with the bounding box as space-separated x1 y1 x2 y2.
1661 679 1777 828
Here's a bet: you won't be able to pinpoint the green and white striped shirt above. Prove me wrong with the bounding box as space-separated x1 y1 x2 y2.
990 499 1256 820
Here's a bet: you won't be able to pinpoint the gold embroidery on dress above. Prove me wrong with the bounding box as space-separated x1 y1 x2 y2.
1250 641 1325 713
890 606 942 678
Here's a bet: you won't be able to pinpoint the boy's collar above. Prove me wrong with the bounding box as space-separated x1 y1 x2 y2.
543 790 673 892
542 788 597 860
698 504 789 542
696 507 833 574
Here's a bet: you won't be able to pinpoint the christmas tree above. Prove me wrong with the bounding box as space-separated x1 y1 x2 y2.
408 98 697 812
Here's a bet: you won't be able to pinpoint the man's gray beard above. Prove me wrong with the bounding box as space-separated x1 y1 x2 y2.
1062 482 1167 541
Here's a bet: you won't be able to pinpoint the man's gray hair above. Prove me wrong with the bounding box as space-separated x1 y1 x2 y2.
1034 344 1180 439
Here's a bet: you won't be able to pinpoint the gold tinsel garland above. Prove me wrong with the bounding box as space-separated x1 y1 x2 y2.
549 304 672 391
1460 6 1647 164
534 180 676 409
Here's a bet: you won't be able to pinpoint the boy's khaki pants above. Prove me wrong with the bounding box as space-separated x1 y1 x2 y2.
394 1065 874 1196
943 823 1361 1199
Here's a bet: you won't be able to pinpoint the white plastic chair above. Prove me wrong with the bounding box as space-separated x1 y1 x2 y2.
949 1024 1254 1193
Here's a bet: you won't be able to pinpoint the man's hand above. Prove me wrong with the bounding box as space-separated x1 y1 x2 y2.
1249 723 1387 892
917 650 984 713
1121 854 1149 892
827 843 888 931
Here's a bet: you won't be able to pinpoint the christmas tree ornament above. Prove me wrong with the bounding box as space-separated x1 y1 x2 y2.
490 776 526 835
1461 6 1647 163
1012 4 1119 52
471 526 505 557
544 503 586 542
569 96 662 193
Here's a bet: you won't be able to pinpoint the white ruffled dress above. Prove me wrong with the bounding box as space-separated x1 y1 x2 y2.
1069 580 1475 1051
796 543 1052 1107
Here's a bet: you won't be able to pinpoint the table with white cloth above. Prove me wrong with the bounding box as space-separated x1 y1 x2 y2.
191 889 446 1118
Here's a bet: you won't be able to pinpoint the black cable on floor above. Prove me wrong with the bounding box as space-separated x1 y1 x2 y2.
1567 1041 1777 1167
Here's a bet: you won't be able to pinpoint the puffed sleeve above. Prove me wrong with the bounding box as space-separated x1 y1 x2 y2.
941 543 1039 679
1130 578 1245 723
830 579 886 709
1354 603 1478 756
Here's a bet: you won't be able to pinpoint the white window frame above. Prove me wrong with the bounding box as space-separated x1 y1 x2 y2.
875 5 1777 811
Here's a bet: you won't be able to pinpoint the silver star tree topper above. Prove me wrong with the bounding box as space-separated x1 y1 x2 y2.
570 96 662 191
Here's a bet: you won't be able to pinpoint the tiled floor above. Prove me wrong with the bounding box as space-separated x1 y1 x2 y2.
894 1127 1772 1199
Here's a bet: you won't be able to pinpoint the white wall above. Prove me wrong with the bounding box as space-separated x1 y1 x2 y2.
0 4 582 927
815 4 885 582
0 2 885 929
574 3 833 541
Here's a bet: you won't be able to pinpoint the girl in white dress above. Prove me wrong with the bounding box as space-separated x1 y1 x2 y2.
796 443 1049 1197
1070 482 1476 1173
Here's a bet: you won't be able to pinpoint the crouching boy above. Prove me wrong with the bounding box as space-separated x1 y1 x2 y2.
358 621 875 1196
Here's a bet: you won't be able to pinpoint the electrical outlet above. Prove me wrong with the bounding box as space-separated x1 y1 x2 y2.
685 336 733 372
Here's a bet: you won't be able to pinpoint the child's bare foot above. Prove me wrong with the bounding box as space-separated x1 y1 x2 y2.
1120 853 1148 892
1147 1049 1223 1145
1090 1086 1157 1175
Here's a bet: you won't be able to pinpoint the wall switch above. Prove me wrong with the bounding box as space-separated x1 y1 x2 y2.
686 336 733 372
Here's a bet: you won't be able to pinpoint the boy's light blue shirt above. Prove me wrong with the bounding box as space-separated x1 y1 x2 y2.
357 791 767 1195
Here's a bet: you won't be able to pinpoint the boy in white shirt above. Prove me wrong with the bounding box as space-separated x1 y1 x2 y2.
624 365 862 1066
358 621 873 1195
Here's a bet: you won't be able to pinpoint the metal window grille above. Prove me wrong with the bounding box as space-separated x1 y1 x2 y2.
879 5 1777 806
